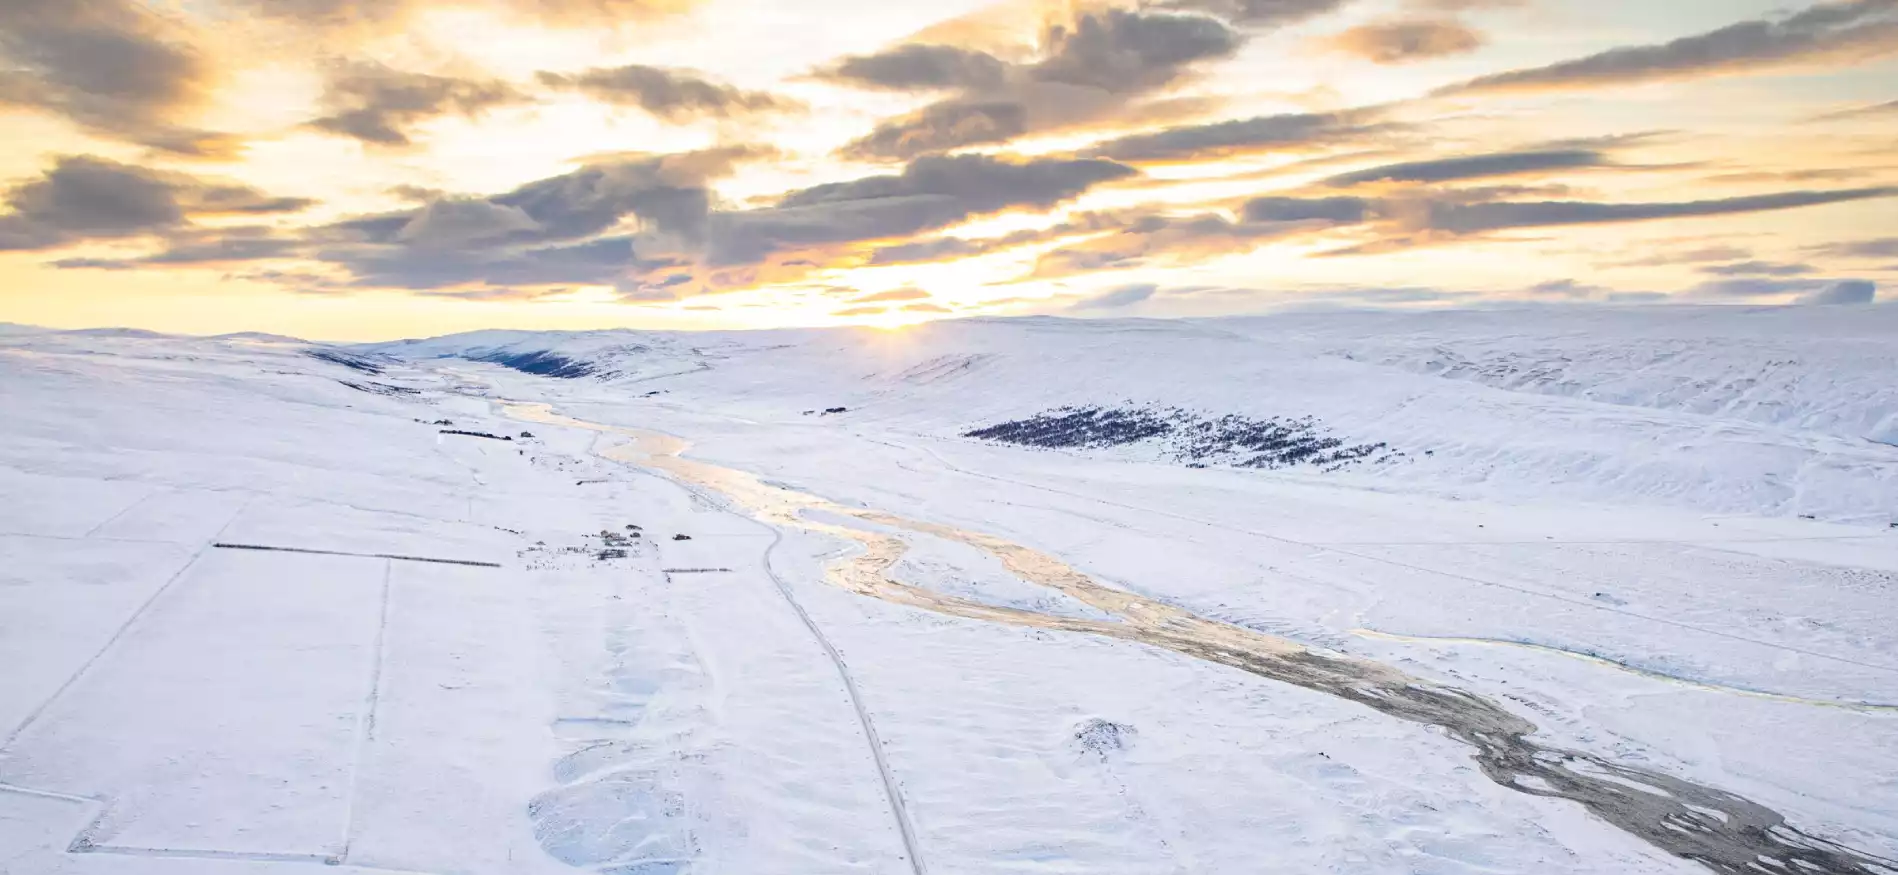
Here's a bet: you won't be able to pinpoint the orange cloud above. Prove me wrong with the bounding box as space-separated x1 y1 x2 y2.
1320 19 1485 64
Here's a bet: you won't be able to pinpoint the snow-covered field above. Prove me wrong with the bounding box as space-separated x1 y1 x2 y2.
1 307 1895 875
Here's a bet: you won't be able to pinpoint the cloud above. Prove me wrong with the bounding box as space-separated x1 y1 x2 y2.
903 302 953 313
864 211 1158 266
158 149 1123 295
833 9 1245 160
0 0 238 156
1438 0 1898 96
866 221 1105 265
852 287 931 303
310 149 761 288
114 147 758 291
1504 281 1678 304
1230 187 1898 261
1153 0 1350 26
489 147 756 243
394 199 543 248
1321 19 1485 64
0 155 310 251
308 62 525 147
1702 167 1879 184
1069 282 1159 310
222 0 415 29
1685 277 1825 299
777 155 1130 211
302 233 648 291
833 305 886 317
1699 260 1817 276
698 154 1137 267
331 146 754 248
1421 187 1898 233
1270 285 1482 309
1524 278 1614 298
387 184 448 204
225 0 403 29
1243 196 1372 222
413 286 564 302
225 0 695 32
1796 278 1877 304
1808 237 1898 258
537 65 791 120
1333 286 1476 304
1815 98 1898 120
1026 210 1310 278
1611 244 1754 267
53 227 301 269
464 0 699 26
1023 194 1484 280
841 101 1029 161
1088 108 1389 162
1325 148 1607 186
219 268 348 293
867 235 995 265
1033 8 1241 93
1416 0 1526 9
357 237 641 290
816 44 1010 91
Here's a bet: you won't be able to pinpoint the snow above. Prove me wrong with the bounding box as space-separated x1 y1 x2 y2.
15 548 384 858
368 306 1898 522
2 307 1895 875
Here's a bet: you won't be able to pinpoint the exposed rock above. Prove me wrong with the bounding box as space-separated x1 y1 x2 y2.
964 404 1400 472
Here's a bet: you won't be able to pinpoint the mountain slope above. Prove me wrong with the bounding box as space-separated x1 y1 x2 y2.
364 307 1898 524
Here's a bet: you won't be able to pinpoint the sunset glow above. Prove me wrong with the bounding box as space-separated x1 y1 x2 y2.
3 0 1895 338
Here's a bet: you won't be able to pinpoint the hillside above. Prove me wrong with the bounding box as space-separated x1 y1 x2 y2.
363 306 1898 524
3 310 1894 875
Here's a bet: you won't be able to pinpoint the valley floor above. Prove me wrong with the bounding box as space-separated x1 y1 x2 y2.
1 330 1895 874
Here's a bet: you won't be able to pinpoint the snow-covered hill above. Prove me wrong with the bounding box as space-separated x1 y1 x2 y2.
362 306 1898 524
5 313 1897 875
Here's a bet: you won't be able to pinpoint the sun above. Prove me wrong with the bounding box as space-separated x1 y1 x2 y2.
851 309 946 330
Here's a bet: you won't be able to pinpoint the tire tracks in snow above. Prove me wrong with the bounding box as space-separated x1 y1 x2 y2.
747 519 931 875
499 400 929 875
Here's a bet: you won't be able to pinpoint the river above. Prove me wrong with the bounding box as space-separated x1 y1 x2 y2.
501 400 1894 875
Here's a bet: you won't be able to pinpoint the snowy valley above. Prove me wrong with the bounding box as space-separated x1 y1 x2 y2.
2 306 1895 875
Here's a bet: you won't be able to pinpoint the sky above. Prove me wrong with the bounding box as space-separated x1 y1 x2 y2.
1 0 1895 339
